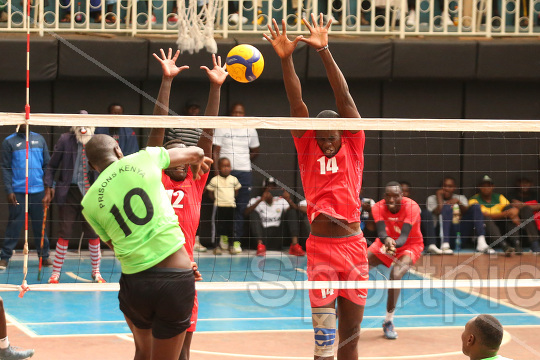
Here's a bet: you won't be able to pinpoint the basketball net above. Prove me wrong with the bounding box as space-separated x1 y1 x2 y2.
176 0 219 54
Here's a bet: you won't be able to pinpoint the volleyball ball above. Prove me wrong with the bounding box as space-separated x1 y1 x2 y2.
226 44 264 83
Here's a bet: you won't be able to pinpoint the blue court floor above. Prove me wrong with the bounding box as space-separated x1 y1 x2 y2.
1 254 539 337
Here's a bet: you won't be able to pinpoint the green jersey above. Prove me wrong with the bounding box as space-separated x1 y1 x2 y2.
82 147 185 274
483 356 513 360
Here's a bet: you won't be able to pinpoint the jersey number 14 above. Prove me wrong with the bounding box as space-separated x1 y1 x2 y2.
317 156 339 175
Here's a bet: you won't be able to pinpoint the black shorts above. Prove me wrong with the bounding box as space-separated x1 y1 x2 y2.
119 267 195 339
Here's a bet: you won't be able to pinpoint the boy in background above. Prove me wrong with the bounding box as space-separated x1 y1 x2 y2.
207 157 242 255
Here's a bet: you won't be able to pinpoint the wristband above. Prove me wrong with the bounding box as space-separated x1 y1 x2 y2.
316 45 329 53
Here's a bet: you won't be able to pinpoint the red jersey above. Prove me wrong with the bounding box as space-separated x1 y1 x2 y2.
161 168 209 260
371 197 423 245
294 130 365 224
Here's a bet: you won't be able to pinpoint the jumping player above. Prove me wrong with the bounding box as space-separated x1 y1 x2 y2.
148 48 227 360
81 134 209 360
265 14 367 360
368 182 424 340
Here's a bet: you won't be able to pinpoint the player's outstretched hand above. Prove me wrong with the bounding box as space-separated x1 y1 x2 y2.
300 13 331 50
152 48 189 79
190 156 213 180
263 18 303 59
201 54 228 86
192 262 203 281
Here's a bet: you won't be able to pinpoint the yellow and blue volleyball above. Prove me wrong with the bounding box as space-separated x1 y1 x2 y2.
226 44 264 83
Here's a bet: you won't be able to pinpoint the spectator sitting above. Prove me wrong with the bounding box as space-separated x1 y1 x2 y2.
95 104 139 156
426 176 492 254
469 175 540 254
245 177 304 257
508 177 540 232
399 181 439 254
462 314 513 360
165 99 203 147
206 157 242 255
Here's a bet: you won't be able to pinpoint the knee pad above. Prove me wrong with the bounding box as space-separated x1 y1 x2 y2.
312 307 336 357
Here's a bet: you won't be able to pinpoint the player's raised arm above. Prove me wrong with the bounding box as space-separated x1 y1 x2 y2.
264 19 308 138
198 54 228 158
168 146 209 181
147 48 189 147
301 14 361 120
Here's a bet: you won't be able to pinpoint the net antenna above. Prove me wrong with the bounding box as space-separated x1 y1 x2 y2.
176 0 218 54
18 0 32 299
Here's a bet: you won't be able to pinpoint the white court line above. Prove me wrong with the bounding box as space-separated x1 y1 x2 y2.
408 268 540 320
65 272 92 283
5 313 38 338
191 330 512 360
16 312 534 327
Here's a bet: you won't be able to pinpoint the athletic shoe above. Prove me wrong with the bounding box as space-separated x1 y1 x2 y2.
477 243 495 254
426 244 442 254
229 246 239 255
256 244 266 257
514 240 523 255
233 241 242 254
220 235 229 250
504 245 515 257
289 243 305 256
228 13 247 25
0 260 7 270
92 273 106 283
42 258 53 267
0 345 35 359
406 9 416 26
168 14 178 24
213 246 222 255
48 273 60 284
194 237 207 253
441 242 454 254
382 321 398 339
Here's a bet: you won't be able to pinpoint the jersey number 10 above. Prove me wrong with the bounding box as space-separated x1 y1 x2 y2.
110 188 155 237
317 156 339 175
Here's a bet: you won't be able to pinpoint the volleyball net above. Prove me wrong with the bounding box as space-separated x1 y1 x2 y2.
0 114 539 311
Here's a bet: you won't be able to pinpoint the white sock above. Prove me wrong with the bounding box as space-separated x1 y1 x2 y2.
477 235 488 248
0 336 9 349
385 311 395 322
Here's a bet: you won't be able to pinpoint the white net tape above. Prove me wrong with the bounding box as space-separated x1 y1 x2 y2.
2 113 539 294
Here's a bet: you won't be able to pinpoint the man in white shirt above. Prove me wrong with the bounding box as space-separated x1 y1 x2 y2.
213 103 260 250
245 178 304 256
426 176 491 254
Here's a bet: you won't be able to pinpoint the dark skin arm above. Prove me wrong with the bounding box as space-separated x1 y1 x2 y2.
147 48 189 147
282 190 299 210
264 19 308 138
433 189 468 215
301 14 361 128
199 54 229 158
245 191 272 216
212 145 221 173
250 146 260 161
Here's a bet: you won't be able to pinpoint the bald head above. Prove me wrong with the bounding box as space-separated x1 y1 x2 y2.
85 134 123 172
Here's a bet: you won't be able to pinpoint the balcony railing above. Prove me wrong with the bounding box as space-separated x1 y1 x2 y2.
1 0 539 38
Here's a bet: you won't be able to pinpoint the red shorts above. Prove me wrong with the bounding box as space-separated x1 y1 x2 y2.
307 233 369 307
187 291 198 332
368 239 423 268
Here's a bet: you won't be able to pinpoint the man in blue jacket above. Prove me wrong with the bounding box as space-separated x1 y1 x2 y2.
1 125 52 270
